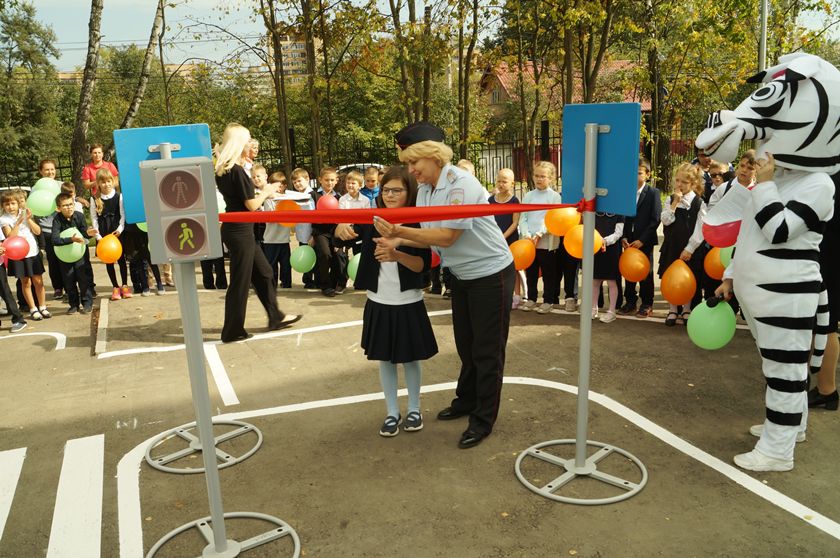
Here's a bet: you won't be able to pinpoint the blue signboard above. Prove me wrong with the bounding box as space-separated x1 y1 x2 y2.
114 124 213 223
561 103 641 217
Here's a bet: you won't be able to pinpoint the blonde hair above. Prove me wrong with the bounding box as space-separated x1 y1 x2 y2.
214 123 251 176
397 140 453 167
344 170 364 185
291 168 309 181
94 168 118 215
673 162 704 197
533 160 557 179
456 159 475 175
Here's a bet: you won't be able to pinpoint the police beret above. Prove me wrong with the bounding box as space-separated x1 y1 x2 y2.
394 121 445 148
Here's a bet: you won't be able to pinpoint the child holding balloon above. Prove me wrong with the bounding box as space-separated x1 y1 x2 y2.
0 229 27 332
519 161 562 314
91 168 130 301
335 165 437 436
52 192 97 314
0 191 50 320
659 163 707 326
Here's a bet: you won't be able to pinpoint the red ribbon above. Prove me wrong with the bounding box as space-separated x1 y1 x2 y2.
217 200 593 225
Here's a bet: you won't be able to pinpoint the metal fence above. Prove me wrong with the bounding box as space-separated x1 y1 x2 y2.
0 156 75 191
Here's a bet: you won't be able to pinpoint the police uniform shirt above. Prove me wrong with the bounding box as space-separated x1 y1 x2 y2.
416 164 513 280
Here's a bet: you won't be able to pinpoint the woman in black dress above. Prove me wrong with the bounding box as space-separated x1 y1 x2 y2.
215 123 301 342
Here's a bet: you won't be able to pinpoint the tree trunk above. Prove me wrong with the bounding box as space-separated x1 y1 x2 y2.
645 0 667 190
456 1 465 158
70 0 103 182
388 0 414 123
408 0 422 121
261 0 293 176
459 0 478 160
318 0 335 162
158 3 171 125
106 0 164 158
302 0 322 171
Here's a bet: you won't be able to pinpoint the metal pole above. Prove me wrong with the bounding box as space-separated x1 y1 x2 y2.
759 0 767 73
158 146 229 552
574 123 599 468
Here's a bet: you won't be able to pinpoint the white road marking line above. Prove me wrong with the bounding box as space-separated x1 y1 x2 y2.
0 447 26 543
203 344 239 406
117 377 840 558
99 310 454 360
47 434 104 558
94 298 109 355
0 332 66 350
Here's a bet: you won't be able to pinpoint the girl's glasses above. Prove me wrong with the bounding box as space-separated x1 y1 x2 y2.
382 188 406 196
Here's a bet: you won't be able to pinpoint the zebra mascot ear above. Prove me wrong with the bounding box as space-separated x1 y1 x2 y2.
696 52 840 174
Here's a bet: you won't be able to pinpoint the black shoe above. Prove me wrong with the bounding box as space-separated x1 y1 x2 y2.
442 289 452 299
222 333 254 343
617 302 637 315
334 286 345 295
203 284 216 290
67 306 79 315
216 283 228 289
80 306 92 315
322 288 336 297
808 388 839 410
437 406 469 421
270 314 302 331
458 429 488 449
430 287 442 295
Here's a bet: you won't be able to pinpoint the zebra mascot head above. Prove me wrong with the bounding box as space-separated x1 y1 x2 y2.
696 52 840 174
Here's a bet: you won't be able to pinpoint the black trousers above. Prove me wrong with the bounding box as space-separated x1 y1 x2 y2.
221 222 283 342
525 248 558 304
263 243 292 288
313 233 344 290
622 247 655 308
200 257 227 289
60 260 92 309
553 242 579 300
0 264 23 323
449 263 515 435
44 234 64 290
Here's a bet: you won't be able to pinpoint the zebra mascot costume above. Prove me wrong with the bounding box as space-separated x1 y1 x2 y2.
695 52 838 472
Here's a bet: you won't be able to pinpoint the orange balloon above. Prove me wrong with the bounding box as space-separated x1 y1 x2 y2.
563 224 604 259
275 199 300 227
619 247 651 282
545 207 580 236
703 247 725 280
96 234 123 264
510 239 536 270
661 259 697 305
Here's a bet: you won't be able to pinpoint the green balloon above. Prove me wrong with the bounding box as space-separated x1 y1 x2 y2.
687 300 737 350
720 246 734 268
290 245 316 273
137 222 148 232
54 227 86 263
32 178 61 195
27 189 58 217
347 252 361 281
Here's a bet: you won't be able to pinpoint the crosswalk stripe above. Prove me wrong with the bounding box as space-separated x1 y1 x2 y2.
46 434 104 558
0 447 26 544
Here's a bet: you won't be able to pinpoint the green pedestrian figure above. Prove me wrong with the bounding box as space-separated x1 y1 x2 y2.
179 221 195 250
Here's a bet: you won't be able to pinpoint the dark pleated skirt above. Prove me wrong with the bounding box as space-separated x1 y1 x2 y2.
593 242 621 280
8 254 45 278
361 299 438 363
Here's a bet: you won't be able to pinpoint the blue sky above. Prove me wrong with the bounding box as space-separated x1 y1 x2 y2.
38 0 263 71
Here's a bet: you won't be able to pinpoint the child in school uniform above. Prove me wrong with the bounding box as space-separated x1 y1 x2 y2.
51 192 97 314
519 161 562 314
335 165 437 436
488 168 522 308
91 168 131 300
0 190 50 320
311 167 343 296
262 171 293 288
659 162 707 326
0 228 27 332
592 212 625 323
291 168 317 289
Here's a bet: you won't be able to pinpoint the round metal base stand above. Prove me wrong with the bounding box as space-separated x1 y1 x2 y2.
146 511 300 558
145 420 262 474
515 439 648 505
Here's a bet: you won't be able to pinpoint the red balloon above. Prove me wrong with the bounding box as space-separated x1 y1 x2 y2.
661 260 697 305
317 194 339 210
702 221 741 248
431 251 441 268
2 236 29 260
